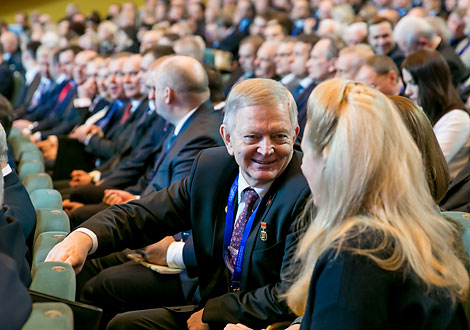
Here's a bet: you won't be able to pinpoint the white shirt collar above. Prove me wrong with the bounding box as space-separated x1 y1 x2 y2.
299 77 313 88
237 168 273 204
280 73 296 86
174 107 197 136
130 99 142 113
2 164 12 177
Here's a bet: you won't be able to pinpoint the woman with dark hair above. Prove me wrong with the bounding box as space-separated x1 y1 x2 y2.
401 49 470 181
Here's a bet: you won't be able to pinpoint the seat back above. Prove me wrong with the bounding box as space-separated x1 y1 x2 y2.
18 160 45 181
30 262 76 301
32 231 68 266
30 189 62 210
34 209 70 246
22 302 73 330
23 173 53 194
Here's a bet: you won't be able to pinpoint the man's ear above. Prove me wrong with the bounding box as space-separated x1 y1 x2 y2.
164 87 173 104
220 124 234 156
293 125 300 142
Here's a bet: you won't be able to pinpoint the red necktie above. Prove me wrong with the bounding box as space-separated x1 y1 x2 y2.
57 82 72 104
120 103 132 124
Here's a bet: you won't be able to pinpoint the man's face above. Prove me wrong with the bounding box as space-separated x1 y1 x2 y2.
239 43 257 74
274 42 294 76
221 105 299 187
291 41 311 77
355 65 399 95
122 57 142 99
106 58 125 100
307 39 334 81
335 53 356 79
59 50 75 81
448 12 465 40
38 53 50 79
140 53 155 94
73 52 92 85
97 64 109 98
264 24 285 41
250 16 267 36
368 22 395 56
255 45 277 78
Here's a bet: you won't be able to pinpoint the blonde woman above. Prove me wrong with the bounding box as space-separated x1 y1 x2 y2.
287 79 469 329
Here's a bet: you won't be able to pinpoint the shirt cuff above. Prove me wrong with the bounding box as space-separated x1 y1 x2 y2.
74 228 98 254
74 97 92 108
88 170 101 183
31 131 41 141
84 133 94 146
2 164 12 177
166 241 186 269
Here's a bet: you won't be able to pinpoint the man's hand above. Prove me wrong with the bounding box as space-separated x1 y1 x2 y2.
70 170 92 187
45 231 93 274
139 236 176 265
224 324 253 330
62 199 84 217
13 119 32 130
102 189 137 206
187 309 209 330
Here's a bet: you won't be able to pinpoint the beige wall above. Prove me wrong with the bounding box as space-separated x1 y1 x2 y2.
0 0 145 24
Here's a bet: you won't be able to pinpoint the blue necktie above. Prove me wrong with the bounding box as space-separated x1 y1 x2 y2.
143 132 178 195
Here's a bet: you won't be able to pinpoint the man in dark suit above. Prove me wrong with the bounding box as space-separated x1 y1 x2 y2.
0 31 24 74
394 15 468 87
0 46 14 101
68 55 223 225
47 78 310 329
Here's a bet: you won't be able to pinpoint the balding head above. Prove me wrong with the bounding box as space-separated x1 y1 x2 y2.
152 56 210 123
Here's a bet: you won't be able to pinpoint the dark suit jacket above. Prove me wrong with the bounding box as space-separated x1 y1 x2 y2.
39 96 110 139
98 115 171 189
80 147 310 328
22 79 69 122
32 82 77 133
128 100 223 195
437 40 469 87
301 243 468 329
5 51 24 74
0 252 32 330
15 72 41 109
295 82 316 138
85 99 148 161
0 208 31 287
0 61 14 101
4 168 36 239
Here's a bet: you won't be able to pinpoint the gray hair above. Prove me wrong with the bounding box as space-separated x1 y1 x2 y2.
0 124 7 163
223 78 298 132
394 16 435 49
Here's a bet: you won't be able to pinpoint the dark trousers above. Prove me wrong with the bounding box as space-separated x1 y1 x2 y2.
78 251 186 329
107 307 196 330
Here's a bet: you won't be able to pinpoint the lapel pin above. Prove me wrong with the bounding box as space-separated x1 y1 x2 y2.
260 222 268 241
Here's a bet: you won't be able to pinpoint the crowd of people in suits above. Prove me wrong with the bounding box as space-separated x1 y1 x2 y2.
0 0 470 328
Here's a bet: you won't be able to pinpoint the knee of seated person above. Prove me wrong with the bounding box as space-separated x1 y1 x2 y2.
106 312 138 330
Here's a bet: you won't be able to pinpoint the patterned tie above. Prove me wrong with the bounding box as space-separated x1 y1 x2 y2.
228 188 259 268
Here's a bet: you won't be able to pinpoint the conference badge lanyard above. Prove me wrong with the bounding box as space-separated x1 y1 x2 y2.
223 175 262 292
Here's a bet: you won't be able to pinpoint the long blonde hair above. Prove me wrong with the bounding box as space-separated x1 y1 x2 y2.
286 79 469 315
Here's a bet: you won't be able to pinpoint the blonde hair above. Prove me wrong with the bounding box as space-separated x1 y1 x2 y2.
286 79 469 315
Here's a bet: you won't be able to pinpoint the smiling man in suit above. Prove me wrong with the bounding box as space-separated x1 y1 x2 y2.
46 78 310 329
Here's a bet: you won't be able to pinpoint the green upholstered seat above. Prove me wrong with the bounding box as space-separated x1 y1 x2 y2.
22 302 73 330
